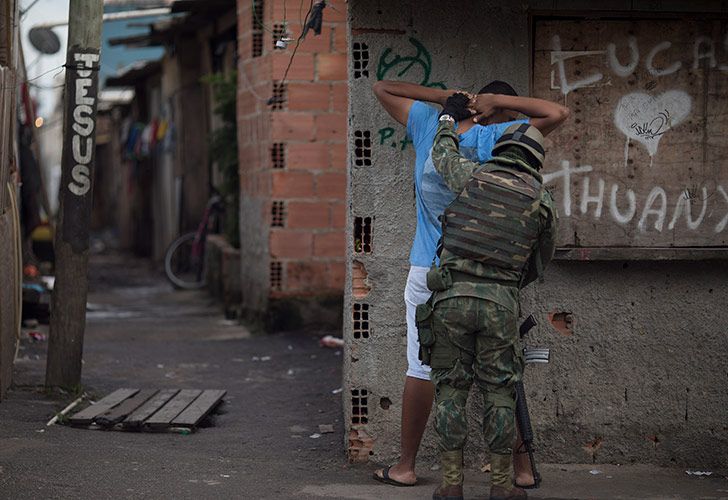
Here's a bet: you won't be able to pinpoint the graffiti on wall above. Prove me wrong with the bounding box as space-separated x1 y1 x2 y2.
540 27 728 239
377 126 413 151
614 90 691 158
551 34 728 96
373 37 447 152
376 37 446 89
543 161 728 234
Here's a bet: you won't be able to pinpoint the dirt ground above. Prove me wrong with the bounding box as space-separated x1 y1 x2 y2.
1 252 726 499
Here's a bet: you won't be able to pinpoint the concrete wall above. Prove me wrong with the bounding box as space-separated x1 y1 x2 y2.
345 0 728 468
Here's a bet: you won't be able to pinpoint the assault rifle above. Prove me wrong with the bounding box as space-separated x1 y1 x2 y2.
515 314 549 489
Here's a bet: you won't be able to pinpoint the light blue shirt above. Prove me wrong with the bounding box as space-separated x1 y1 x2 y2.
407 100 526 267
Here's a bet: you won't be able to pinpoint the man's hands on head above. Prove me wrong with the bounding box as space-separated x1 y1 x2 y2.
468 93 499 125
440 93 475 122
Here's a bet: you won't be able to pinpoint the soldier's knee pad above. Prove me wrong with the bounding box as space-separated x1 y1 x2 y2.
483 388 517 454
484 387 516 411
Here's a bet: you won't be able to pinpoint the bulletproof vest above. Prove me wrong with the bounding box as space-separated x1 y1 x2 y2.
441 156 543 272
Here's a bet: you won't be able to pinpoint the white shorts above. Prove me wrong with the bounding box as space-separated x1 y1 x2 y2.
405 265 433 380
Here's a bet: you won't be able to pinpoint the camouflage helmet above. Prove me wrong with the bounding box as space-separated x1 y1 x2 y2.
492 122 545 167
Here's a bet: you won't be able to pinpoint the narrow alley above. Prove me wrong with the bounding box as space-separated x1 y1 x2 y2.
1 251 352 498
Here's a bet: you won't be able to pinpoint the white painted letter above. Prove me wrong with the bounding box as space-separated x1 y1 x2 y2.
551 35 604 96
580 177 605 217
542 160 594 217
693 36 717 70
72 104 94 136
609 184 636 224
645 41 682 77
715 186 728 233
72 135 93 164
75 78 94 106
607 36 639 77
668 187 707 230
69 164 91 196
638 187 667 232
73 53 99 78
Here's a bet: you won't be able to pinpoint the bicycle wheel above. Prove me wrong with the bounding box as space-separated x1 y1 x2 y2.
164 232 207 289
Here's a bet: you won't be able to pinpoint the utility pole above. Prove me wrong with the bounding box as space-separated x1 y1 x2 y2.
46 0 104 389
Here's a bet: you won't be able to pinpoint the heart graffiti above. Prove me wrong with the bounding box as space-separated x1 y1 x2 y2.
613 90 692 157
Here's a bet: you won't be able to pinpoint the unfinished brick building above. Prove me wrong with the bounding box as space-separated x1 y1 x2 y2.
236 0 348 329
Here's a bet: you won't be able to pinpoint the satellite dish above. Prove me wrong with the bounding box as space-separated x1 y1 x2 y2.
28 27 61 55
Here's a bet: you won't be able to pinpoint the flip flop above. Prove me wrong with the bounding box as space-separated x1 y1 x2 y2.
372 466 417 487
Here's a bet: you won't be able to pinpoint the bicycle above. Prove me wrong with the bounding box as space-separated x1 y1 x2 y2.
164 194 224 289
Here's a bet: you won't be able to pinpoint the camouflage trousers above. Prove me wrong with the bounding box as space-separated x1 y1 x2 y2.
428 295 524 487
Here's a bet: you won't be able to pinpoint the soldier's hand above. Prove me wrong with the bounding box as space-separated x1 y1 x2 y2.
440 93 474 122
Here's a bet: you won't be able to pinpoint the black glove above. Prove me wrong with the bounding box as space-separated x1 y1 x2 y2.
439 93 472 121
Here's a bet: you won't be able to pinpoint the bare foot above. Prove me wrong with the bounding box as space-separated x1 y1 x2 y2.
373 463 417 486
514 469 535 488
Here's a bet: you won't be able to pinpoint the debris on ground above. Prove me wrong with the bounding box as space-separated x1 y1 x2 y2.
685 470 713 476
331 387 342 394
309 433 321 439
318 424 334 434
481 463 491 473
319 335 344 348
23 318 39 328
47 394 86 426
67 388 226 433
27 331 47 342
589 469 603 475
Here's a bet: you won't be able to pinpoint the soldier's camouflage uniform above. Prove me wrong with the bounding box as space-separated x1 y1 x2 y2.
418 121 557 489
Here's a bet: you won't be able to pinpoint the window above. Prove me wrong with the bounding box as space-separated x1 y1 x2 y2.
353 216 372 254
353 130 372 167
352 303 370 339
352 42 370 79
351 389 369 425
271 201 286 227
270 261 283 290
271 81 287 110
271 143 286 169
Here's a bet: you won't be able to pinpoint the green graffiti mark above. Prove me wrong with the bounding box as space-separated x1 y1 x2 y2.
378 127 395 145
376 37 446 89
378 127 413 151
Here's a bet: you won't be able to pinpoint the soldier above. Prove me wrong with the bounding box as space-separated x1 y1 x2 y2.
420 94 558 500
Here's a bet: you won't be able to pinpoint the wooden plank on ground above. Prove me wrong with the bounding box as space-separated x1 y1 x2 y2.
171 390 226 428
95 389 158 428
123 389 179 428
144 389 201 428
69 389 139 425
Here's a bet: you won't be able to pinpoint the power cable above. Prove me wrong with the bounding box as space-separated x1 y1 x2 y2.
251 0 275 34
0 63 66 91
20 0 42 18
267 0 316 106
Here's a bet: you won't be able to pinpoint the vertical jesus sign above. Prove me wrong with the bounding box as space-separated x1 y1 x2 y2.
47 0 104 389
61 50 100 252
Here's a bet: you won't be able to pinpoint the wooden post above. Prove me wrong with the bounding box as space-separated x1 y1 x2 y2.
0 0 20 401
46 0 104 389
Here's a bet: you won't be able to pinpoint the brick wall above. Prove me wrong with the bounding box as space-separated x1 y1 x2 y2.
237 0 348 323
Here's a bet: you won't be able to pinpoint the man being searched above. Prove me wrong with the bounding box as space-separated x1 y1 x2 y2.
372 79 568 489
420 94 558 500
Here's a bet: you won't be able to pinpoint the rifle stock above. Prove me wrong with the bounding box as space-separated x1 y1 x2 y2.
515 315 542 488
